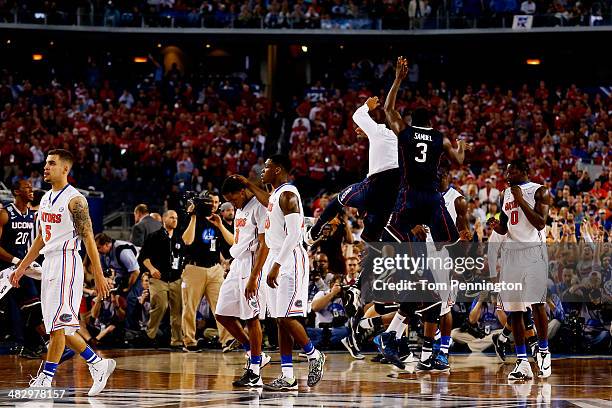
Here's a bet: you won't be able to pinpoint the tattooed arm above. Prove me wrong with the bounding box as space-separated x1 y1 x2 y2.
69 196 110 298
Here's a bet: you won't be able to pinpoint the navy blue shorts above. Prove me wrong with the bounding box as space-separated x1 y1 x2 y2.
338 168 400 241
385 187 459 244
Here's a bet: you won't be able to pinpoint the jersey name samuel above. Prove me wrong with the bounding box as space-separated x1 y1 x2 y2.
414 133 433 141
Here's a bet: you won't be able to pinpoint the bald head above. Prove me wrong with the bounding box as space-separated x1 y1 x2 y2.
163 210 178 231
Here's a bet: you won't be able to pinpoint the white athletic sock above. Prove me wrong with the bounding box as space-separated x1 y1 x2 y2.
281 365 294 379
251 362 260 375
385 312 407 336
395 325 407 339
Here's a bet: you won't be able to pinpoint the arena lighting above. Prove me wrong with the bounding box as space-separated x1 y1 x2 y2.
32 54 43 61
206 43 211 48
133 57 148 63
157 43 162 48
301 45 308 53
526 59 541 65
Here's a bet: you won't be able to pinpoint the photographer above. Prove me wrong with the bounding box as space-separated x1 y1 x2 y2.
88 273 127 346
140 210 185 348
95 233 140 295
181 192 235 352
309 276 363 358
451 291 505 352
311 213 353 275
308 253 332 301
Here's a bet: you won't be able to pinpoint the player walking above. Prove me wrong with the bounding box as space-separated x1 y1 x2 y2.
233 154 326 391
10 149 114 396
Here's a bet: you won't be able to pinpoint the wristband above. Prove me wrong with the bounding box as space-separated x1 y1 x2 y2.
11 257 20 265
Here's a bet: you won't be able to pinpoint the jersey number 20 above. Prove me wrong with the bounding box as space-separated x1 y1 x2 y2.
15 231 29 245
415 142 428 163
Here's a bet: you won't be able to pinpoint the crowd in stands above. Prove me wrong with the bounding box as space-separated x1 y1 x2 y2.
0 0 610 29
0 54 611 358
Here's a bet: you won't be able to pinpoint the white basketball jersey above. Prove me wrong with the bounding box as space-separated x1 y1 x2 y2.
38 185 84 255
265 183 305 252
442 187 463 225
230 196 267 259
502 182 545 246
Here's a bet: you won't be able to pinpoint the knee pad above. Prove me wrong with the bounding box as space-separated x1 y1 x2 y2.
399 302 416 317
22 303 43 328
524 308 534 331
375 302 398 315
420 303 442 324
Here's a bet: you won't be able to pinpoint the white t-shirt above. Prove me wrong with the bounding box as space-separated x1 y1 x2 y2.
352 104 399 177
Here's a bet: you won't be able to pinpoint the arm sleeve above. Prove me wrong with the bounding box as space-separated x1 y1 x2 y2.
352 104 379 140
255 204 267 233
274 213 302 267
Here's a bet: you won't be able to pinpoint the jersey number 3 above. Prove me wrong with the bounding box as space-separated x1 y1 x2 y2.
510 211 519 225
415 142 428 163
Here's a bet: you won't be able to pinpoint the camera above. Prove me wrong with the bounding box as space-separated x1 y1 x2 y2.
184 190 214 217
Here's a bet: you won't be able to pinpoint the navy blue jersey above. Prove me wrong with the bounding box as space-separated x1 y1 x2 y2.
0 203 35 266
397 126 444 191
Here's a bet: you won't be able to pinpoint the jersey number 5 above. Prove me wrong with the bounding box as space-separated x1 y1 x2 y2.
415 142 428 163
44 225 52 241
510 211 519 225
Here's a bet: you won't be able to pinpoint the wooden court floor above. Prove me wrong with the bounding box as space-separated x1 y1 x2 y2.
0 350 610 407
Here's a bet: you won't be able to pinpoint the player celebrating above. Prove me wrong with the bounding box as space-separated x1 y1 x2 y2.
306 95 399 244
215 176 271 387
488 158 552 381
10 149 114 396
374 56 469 368
233 154 326 391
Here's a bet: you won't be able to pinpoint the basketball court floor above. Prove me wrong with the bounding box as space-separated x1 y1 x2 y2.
1 350 610 407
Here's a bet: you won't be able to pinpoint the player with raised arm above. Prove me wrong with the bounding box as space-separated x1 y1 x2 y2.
488 158 552 381
374 56 470 368
232 154 326 391
215 176 272 387
306 96 399 244
9 149 114 396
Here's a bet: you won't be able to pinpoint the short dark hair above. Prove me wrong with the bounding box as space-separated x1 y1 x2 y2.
47 149 74 166
94 232 112 246
221 177 246 195
268 154 292 173
11 179 27 194
412 108 431 127
510 158 530 174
